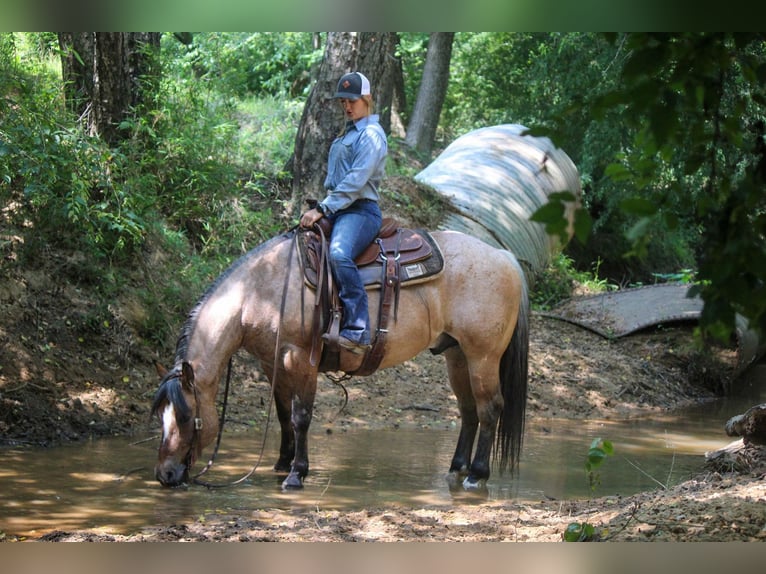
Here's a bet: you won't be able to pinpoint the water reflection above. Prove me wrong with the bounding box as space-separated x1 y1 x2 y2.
1 369 764 538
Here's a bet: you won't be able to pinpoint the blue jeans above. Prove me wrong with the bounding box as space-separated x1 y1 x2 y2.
327 199 382 345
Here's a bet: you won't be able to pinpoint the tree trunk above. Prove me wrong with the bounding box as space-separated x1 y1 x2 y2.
355 32 399 135
58 32 94 120
405 32 454 158
58 32 160 146
390 50 407 138
289 32 398 217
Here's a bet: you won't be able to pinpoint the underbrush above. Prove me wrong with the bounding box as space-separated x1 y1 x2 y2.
531 253 615 311
0 44 297 353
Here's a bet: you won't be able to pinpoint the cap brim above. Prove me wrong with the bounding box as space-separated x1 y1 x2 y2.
333 92 362 100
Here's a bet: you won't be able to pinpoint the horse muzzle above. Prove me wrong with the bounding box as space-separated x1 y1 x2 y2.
155 460 189 487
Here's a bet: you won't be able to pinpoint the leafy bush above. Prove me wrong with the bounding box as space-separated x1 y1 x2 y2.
161 33 322 99
1 36 145 263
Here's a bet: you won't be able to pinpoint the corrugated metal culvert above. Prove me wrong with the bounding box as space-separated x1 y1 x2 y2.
415 124 581 277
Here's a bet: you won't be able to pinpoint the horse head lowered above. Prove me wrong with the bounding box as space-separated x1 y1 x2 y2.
151 361 221 486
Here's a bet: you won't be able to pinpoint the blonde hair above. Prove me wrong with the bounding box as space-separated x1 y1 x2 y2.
337 95 375 136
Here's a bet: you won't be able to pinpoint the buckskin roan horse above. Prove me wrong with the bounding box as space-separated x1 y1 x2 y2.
151 225 529 490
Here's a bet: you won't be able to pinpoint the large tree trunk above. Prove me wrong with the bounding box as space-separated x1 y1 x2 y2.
58 32 94 121
405 32 454 158
289 32 398 217
58 32 160 146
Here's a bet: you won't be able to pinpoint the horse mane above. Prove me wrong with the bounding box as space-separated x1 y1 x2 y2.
172 230 295 364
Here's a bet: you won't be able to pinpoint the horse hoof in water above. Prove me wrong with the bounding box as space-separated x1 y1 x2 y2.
462 475 487 490
281 473 304 490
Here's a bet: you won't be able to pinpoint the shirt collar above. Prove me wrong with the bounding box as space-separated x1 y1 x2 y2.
350 114 379 130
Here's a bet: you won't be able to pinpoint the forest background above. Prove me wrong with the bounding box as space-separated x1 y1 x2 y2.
1 31 765 362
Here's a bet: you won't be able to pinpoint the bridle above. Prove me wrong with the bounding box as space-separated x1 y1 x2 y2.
187 358 233 484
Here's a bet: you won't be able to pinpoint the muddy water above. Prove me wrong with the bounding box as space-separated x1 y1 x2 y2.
2 365 765 538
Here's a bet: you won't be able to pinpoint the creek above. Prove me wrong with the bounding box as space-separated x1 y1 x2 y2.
1 364 764 538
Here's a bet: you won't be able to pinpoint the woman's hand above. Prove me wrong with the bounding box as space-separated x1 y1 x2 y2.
300 208 324 229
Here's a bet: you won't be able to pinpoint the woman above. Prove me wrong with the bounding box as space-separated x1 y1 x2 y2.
300 71 388 355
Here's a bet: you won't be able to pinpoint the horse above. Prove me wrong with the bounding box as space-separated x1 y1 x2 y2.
150 227 529 490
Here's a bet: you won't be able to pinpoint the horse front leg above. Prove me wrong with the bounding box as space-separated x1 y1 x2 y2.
282 392 314 489
273 387 294 473
279 347 317 490
262 360 294 473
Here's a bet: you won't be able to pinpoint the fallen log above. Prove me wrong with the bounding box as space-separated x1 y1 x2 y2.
725 403 766 445
705 403 766 473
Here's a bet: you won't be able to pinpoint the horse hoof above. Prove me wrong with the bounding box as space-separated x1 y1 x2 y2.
281 473 304 490
462 475 486 490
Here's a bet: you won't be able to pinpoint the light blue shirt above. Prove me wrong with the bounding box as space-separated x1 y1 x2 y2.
320 114 387 214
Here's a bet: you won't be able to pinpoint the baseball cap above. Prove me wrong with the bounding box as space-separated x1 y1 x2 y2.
333 72 371 100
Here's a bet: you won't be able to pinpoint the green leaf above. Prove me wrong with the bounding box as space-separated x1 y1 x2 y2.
604 162 631 182
587 449 607 467
564 522 596 542
590 437 603 449
547 190 578 203
620 197 657 217
573 209 592 245
530 201 565 224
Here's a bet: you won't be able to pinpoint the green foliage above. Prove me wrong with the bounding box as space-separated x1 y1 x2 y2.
585 437 614 490
162 33 322 99
530 191 592 245
564 438 614 542
531 253 614 311
5 31 765 353
235 96 303 177
591 33 766 341
0 35 145 262
2 32 299 350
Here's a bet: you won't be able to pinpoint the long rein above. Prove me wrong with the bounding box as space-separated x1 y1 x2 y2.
190 230 299 489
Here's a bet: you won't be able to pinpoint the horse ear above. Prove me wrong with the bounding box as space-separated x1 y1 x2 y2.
181 361 195 390
155 361 168 378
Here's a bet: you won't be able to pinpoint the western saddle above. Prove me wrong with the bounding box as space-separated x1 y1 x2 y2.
297 215 443 375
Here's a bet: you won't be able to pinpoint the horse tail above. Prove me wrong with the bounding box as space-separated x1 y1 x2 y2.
495 257 529 474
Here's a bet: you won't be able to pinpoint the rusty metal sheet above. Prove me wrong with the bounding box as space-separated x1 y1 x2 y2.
541 284 703 338
541 283 765 376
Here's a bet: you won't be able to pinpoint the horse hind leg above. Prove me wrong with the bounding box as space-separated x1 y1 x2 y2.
464 387 503 488
445 347 479 477
446 347 503 489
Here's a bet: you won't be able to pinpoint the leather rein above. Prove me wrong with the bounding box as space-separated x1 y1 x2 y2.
185 229 299 489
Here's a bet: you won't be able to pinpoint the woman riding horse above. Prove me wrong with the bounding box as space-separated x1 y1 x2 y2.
300 71 387 356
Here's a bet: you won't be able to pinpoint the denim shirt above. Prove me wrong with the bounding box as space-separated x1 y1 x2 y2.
320 114 387 215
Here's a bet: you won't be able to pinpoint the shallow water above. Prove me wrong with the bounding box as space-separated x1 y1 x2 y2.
2 364 764 538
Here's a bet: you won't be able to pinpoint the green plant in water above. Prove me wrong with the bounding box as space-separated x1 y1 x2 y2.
564 437 614 542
